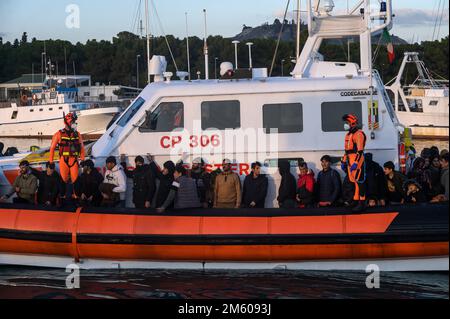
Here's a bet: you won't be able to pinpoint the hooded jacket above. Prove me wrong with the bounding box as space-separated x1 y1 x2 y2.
277 161 297 206
103 164 127 200
122 163 156 207
75 168 104 205
365 153 387 201
150 160 175 208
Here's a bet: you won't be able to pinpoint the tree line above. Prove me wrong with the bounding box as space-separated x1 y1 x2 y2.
0 31 448 87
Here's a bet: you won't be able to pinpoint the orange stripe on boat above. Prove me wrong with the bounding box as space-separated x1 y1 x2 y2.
72 242 450 261
0 209 398 236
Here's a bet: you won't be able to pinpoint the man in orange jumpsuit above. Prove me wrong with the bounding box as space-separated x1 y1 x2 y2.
49 113 85 198
341 114 367 212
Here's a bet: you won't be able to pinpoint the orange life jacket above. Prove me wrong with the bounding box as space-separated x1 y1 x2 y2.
345 130 367 155
58 129 82 158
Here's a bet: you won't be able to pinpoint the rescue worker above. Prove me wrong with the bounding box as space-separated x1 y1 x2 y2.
49 112 85 198
341 114 367 212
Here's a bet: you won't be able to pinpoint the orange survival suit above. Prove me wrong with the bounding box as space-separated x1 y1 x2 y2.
341 114 367 212
49 113 85 185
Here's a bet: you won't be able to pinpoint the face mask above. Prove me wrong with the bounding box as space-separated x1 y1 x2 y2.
344 123 351 131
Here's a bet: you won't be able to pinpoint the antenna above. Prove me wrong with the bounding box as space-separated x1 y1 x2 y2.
185 12 191 81
203 9 209 80
145 0 151 84
232 40 240 69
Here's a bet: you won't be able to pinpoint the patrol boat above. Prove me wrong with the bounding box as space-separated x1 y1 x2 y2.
385 52 449 140
0 0 448 271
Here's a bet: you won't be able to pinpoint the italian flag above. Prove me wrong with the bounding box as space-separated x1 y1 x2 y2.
383 28 395 64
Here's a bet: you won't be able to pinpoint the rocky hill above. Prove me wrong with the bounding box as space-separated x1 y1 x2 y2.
232 19 408 45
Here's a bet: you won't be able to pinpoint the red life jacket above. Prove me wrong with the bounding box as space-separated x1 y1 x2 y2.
59 129 82 158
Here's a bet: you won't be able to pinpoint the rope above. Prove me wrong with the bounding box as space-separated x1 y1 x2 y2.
151 0 179 72
372 32 384 64
269 0 291 77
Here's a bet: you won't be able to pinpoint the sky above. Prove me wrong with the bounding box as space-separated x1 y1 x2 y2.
0 0 448 44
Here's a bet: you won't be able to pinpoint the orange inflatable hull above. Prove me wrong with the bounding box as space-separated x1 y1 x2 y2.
0 203 448 263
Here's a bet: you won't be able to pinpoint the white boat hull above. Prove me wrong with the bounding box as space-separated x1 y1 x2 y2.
396 112 449 139
0 107 120 138
0 253 448 272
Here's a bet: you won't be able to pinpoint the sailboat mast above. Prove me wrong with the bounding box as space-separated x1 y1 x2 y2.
185 12 192 81
203 9 209 80
296 0 301 60
145 0 151 84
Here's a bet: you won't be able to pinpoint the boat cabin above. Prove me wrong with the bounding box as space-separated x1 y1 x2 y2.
92 0 404 208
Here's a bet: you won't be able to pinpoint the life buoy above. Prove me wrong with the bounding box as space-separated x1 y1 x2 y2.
20 95 28 105
399 143 407 174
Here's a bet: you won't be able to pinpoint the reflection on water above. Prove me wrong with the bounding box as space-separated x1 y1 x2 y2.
0 267 448 299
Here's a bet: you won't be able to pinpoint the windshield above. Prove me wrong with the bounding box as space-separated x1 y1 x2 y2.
117 97 146 127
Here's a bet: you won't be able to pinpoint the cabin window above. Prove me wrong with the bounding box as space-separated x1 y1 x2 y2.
201 100 240 130
117 97 146 127
321 101 362 132
139 102 184 132
263 103 303 134
11 111 18 119
429 100 438 106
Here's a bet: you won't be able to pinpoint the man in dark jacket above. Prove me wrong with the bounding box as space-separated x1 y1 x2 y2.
316 155 341 207
365 153 387 207
383 161 406 205
148 155 176 209
242 162 268 208
189 157 211 208
277 160 297 208
121 155 156 209
31 162 61 206
75 159 104 207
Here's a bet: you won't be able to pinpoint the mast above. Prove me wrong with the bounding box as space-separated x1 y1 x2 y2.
145 0 151 84
203 9 209 80
185 12 191 81
296 0 301 60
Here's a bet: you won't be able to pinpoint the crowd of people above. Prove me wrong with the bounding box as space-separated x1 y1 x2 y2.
0 145 448 211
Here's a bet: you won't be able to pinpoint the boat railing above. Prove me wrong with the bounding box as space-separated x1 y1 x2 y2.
373 70 399 125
